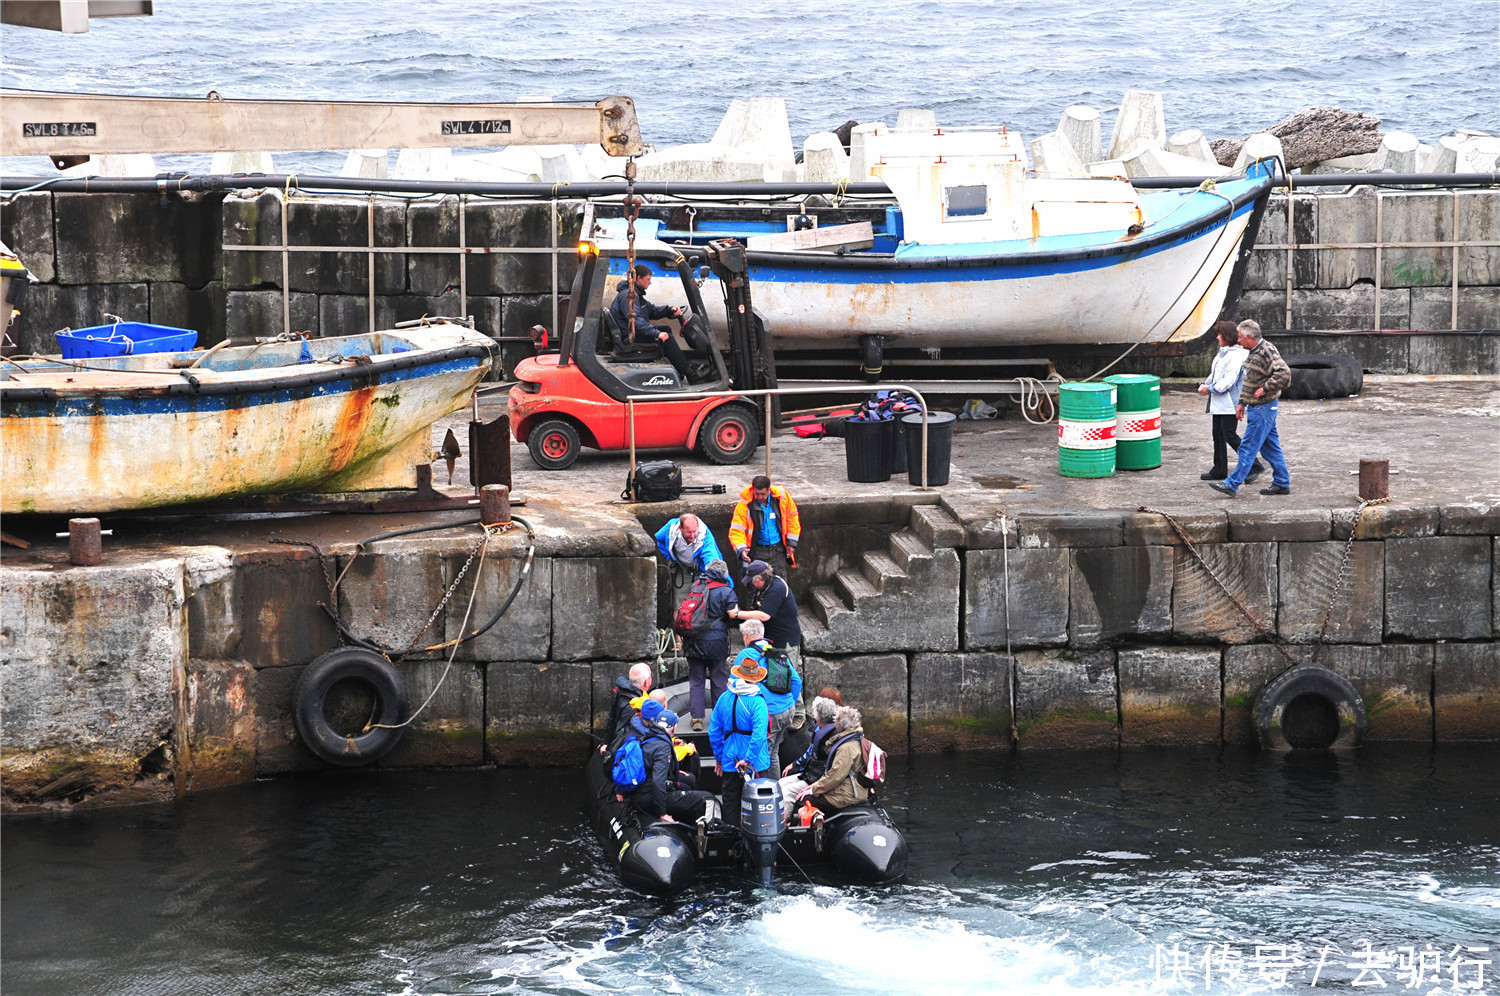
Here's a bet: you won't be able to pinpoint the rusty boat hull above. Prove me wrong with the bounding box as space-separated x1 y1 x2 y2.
0 324 494 514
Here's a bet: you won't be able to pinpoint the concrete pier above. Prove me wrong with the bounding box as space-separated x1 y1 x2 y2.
3 378 1495 812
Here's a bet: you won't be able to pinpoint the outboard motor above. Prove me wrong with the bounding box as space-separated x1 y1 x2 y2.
739 777 785 888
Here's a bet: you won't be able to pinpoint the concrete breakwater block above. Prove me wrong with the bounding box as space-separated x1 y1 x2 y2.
800 654 909 753
0 192 55 283
1124 146 1224 180
447 554 553 663
636 143 776 183
801 131 850 183
1117 647 1221 745
1276 541 1384 644
1 557 186 808
1030 131 1086 175
894 108 938 132
342 148 389 179
1013 649 1117 749
489 662 593 765
55 191 220 286
1233 132 1285 171
908 652 1012 752
1369 130 1420 173
1106 90 1166 161
1167 128 1215 163
405 197 577 297
849 122 886 180
550 558 658 662
384 659 485 768
1057 104 1102 164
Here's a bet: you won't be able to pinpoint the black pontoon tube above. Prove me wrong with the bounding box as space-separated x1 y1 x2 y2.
3 171 1496 198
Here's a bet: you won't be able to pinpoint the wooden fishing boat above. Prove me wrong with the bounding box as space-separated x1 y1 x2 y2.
0 322 495 514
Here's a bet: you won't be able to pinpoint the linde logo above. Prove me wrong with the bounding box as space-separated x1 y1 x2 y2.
642 376 675 387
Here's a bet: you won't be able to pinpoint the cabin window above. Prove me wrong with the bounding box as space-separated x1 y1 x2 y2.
943 184 988 219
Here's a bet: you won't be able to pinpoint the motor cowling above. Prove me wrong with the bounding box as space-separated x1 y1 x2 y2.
739 777 785 888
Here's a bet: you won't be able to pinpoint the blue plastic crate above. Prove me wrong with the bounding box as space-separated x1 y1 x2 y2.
57 322 199 359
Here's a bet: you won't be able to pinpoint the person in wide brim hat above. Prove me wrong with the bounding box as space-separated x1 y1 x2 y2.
730 658 767 683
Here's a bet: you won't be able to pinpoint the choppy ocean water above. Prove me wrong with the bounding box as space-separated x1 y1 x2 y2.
2 0 1497 175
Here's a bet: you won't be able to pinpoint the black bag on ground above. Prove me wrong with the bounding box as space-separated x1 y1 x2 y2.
624 460 683 502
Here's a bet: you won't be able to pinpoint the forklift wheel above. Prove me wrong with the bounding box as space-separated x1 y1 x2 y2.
528 418 581 470
699 406 759 464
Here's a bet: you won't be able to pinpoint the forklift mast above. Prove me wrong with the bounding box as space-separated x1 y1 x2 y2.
704 239 779 413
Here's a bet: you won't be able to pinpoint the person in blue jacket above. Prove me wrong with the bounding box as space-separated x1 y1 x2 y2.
708 655 770 826
730 618 802 769
655 513 725 623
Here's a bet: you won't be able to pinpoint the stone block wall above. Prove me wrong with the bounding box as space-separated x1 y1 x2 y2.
1241 187 1500 335
3 190 582 366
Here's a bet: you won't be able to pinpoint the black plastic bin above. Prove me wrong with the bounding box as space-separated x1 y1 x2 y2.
902 411 956 486
888 415 909 475
843 417 892 483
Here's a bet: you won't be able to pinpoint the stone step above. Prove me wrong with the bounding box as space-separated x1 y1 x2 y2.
910 503 965 548
799 610 831 644
811 585 851 628
888 529 933 572
862 549 908 592
834 568 879 606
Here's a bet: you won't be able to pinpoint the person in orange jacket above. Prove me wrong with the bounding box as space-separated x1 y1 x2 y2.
728 475 801 579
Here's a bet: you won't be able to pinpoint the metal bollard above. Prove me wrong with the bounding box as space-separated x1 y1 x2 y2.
479 484 511 526
1359 459 1390 501
67 518 103 565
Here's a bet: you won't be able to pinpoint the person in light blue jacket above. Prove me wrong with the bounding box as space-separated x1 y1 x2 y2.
1197 322 1265 482
708 655 771 825
655 514 726 624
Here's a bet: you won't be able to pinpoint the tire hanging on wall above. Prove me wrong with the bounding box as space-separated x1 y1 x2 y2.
1252 664 1367 750
293 647 409 766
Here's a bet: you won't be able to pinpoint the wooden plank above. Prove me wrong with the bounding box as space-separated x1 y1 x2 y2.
745 222 875 253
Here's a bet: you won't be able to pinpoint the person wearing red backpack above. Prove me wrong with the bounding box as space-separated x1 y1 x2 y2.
792 706 870 816
679 559 739 731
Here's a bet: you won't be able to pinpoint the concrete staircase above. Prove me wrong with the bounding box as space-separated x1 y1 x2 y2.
802 503 964 653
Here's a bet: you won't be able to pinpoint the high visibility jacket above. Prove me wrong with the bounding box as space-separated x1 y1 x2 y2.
728 485 801 567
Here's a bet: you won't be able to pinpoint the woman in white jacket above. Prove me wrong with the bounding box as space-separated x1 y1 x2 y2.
1198 322 1265 481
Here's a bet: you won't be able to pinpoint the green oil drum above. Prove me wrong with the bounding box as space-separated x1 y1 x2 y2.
1057 382 1116 478
1104 373 1162 470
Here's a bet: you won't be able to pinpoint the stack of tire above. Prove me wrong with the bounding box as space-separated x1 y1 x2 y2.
1282 353 1364 400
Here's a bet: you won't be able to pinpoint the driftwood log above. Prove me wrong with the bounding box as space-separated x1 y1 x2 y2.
1212 107 1383 169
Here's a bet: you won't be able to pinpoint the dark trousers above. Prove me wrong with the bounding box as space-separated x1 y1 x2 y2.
750 543 789 579
686 654 729 720
719 767 768 828
1210 413 1243 476
664 788 716 823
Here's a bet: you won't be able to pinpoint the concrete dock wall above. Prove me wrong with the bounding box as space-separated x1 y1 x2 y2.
3 187 1498 373
2 497 1495 812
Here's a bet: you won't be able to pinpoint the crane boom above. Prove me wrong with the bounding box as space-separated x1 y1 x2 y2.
0 90 644 158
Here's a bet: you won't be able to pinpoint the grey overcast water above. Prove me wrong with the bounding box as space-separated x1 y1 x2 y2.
3 3 1499 993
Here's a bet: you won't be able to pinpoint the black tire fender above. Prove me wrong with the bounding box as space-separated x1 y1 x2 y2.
1253 664 1367 750
294 647 409 766
1282 353 1363 400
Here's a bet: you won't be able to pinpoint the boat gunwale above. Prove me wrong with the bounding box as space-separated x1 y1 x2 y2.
0 341 495 405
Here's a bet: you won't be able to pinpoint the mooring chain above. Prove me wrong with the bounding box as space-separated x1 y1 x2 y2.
623 156 640 335
1310 495 1393 665
1138 506 1299 669
391 529 491 662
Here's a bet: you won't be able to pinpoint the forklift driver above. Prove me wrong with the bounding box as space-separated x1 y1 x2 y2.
610 265 702 382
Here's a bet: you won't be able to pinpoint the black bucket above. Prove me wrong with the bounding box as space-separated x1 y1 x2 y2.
843 418 892 483
889 416 909 475
902 411 956 486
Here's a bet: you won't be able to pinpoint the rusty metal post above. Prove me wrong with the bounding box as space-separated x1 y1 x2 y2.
1359 459 1390 501
68 518 103 565
480 484 512 526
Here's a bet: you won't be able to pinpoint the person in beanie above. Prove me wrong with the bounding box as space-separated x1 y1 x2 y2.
1197 321 1265 483
1208 319 1293 497
683 558 738 731
624 699 715 825
708 651 771 825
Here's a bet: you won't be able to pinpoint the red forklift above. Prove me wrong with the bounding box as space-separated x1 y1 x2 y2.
509 237 778 470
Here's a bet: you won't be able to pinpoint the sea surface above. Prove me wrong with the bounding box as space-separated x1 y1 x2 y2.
4 746 1499 995
2 0 1497 175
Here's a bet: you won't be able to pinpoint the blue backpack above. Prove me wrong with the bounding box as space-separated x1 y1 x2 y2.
611 735 647 792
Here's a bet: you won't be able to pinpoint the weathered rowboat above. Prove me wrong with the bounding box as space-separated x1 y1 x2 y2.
593 142 1276 352
0 323 495 514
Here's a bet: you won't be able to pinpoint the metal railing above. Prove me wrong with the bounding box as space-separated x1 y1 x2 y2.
625 383 935 496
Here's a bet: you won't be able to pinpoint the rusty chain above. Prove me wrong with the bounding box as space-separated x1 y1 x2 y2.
1310 495 1392 665
390 530 490 662
623 157 639 338
1141 496 1393 674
